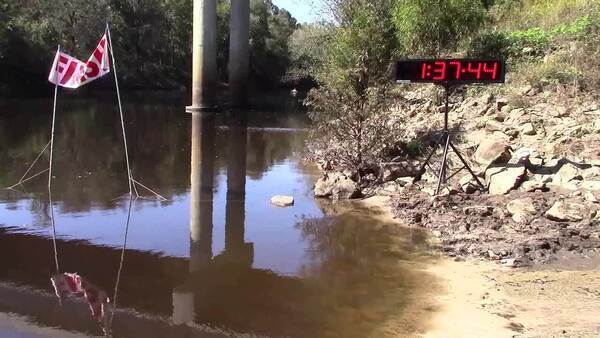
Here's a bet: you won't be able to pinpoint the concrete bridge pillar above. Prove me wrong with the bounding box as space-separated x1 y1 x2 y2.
188 0 218 112
229 0 250 107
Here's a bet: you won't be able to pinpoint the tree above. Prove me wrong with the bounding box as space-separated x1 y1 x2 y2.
306 0 401 172
288 23 331 80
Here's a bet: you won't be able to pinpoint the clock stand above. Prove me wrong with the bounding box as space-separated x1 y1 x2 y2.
412 84 486 195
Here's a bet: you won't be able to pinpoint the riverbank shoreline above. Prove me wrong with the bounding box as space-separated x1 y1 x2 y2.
356 195 600 338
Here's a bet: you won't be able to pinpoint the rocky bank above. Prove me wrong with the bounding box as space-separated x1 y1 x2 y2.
314 86 600 266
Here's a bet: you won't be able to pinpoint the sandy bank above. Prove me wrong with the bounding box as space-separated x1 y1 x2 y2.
358 196 600 338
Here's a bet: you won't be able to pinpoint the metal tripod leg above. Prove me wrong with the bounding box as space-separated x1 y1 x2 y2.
449 141 486 189
413 133 445 183
436 133 451 195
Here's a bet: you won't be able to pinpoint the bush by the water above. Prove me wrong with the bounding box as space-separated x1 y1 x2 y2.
305 0 400 174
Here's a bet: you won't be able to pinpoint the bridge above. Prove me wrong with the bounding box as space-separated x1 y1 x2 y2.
187 0 250 111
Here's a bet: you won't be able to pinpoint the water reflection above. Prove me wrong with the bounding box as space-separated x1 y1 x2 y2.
0 99 437 338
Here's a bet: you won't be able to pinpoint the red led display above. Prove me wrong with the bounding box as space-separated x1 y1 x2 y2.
396 59 505 84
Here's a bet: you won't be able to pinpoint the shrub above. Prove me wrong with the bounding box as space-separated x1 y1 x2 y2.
392 0 486 56
305 0 400 172
468 31 510 58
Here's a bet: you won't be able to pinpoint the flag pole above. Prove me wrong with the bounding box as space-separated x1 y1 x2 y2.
106 23 134 197
49 45 60 274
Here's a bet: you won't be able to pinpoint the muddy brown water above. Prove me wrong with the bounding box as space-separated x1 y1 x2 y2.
0 96 433 338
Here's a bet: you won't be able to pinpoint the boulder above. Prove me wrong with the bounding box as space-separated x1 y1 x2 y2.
520 180 546 192
486 165 527 195
553 163 583 185
521 123 536 136
581 181 600 191
496 98 509 111
381 161 419 183
474 138 511 167
545 201 585 222
513 148 531 163
584 191 598 203
507 108 526 123
270 195 295 207
314 172 362 200
460 175 481 194
582 167 600 180
507 197 537 223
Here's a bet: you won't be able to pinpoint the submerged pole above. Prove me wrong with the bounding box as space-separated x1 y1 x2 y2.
187 0 218 112
229 0 250 107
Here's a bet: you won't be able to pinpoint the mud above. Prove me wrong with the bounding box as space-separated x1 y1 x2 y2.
391 187 600 266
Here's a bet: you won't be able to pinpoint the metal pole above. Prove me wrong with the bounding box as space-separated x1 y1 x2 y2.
49 45 60 273
436 134 451 195
106 24 133 196
107 194 134 335
444 85 450 131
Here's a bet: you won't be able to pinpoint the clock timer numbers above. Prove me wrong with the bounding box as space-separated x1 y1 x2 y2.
467 62 483 80
483 62 499 80
411 60 502 82
432 61 447 80
449 61 462 80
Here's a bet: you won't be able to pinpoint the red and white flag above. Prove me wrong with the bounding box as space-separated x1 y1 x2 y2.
51 273 113 324
48 33 110 89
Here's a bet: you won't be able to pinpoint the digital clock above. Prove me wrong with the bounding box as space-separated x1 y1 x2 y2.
396 59 505 84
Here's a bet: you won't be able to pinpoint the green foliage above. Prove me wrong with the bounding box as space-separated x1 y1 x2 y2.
320 0 396 89
0 0 299 94
392 0 486 56
249 0 298 86
288 23 332 80
468 31 510 58
306 0 400 170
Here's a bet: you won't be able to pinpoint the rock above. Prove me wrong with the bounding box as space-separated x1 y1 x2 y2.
584 191 598 203
396 177 413 187
381 161 419 182
507 108 526 123
520 85 533 96
553 163 583 185
500 258 524 268
314 172 362 200
460 175 481 194
521 123 536 135
581 181 600 191
496 98 509 111
270 195 294 207
474 138 511 167
486 165 527 195
380 182 402 195
582 167 600 180
545 201 586 222
514 148 531 162
521 180 546 192
485 120 504 132
507 197 537 223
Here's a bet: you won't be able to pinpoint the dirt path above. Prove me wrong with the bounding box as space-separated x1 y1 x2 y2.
360 196 600 338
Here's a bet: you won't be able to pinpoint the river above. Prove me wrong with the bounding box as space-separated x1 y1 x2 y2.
0 94 433 338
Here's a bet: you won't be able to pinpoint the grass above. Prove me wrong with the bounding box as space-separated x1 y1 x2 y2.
493 0 599 30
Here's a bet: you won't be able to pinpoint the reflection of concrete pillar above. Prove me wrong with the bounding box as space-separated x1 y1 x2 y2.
172 291 195 325
188 0 218 112
225 112 251 264
190 113 216 272
229 0 250 107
